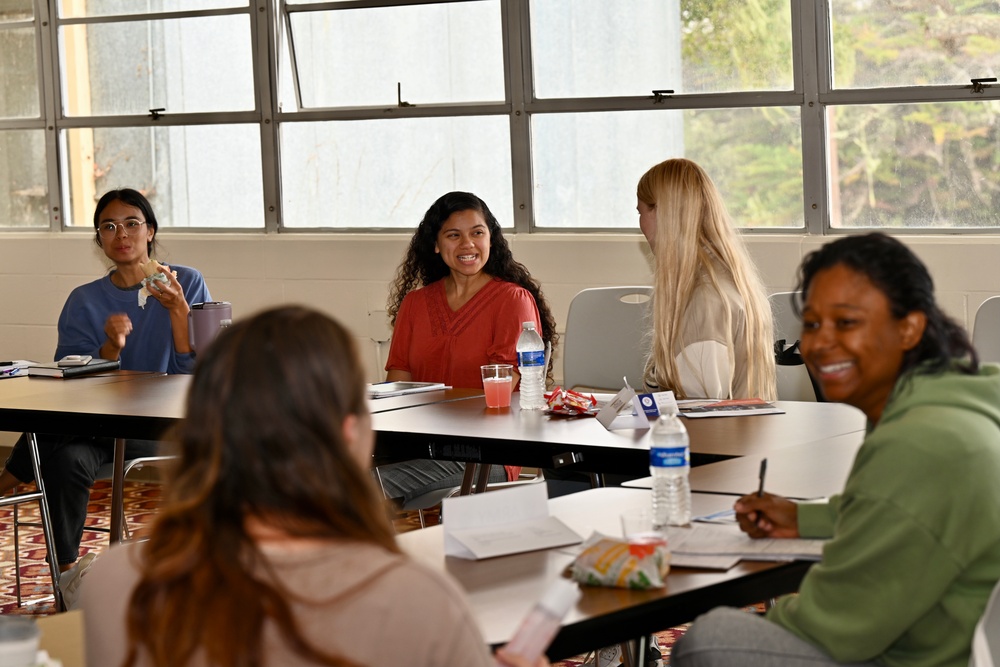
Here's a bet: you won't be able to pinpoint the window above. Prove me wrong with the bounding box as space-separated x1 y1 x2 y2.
1 1 998 234
826 0 1000 229
46 2 262 230
1 3 46 229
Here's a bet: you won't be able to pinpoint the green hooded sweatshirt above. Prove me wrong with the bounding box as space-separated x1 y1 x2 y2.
768 363 1000 667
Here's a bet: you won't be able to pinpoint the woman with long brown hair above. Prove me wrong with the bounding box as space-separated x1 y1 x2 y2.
80 306 539 667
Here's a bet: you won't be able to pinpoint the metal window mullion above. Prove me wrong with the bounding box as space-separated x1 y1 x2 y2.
54 111 261 128
506 0 531 233
283 0 477 14
272 102 511 123
799 0 827 234
251 0 280 233
821 85 1000 106
55 6 249 27
524 90 804 115
38 0 63 232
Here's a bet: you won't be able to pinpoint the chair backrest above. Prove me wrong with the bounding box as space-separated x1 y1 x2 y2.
769 291 801 344
769 291 817 402
973 297 1000 364
562 286 653 392
970 577 1000 667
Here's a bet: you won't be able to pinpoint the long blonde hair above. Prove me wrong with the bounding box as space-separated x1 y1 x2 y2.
638 158 776 400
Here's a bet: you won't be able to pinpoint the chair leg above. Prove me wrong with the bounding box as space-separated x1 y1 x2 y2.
13 501 22 607
26 433 65 612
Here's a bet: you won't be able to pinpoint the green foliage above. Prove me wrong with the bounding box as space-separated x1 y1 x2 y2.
678 0 1000 228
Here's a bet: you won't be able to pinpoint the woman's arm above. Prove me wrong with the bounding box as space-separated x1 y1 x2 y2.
147 265 192 354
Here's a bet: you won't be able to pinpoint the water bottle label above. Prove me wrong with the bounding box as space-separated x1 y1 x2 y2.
650 446 689 468
518 350 545 367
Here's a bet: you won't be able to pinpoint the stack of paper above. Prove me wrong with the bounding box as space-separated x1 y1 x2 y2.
668 522 825 563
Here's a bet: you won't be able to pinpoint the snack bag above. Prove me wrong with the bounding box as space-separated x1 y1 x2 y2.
545 386 598 416
570 532 670 590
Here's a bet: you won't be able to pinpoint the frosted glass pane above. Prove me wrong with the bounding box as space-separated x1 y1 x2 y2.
533 107 802 229
281 116 512 228
63 125 264 229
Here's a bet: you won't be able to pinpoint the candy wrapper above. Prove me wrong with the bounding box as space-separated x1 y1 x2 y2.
545 386 599 417
570 532 670 590
137 260 176 309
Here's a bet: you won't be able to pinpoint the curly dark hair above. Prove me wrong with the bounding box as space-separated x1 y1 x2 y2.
387 191 559 380
795 232 977 379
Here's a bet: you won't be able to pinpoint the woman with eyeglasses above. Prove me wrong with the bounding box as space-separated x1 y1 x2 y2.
58 187 209 372
0 187 210 607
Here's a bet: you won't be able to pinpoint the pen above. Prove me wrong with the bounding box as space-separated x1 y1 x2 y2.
757 458 768 498
0 361 13 367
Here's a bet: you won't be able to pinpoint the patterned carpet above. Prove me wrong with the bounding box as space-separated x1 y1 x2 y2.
0 480 162 615
0 486 687 665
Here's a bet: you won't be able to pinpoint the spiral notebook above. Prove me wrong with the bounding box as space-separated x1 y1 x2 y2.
367 381 448 398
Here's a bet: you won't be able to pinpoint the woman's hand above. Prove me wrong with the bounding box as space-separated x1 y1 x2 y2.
147 265 189 315
495 647 551 667
102 313 132 359
734 492 799 539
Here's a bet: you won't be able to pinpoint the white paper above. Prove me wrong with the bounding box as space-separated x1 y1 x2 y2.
596 383 651 430
667 523 825 562
443 483 582 560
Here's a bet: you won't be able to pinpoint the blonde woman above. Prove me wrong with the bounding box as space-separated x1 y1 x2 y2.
637 158 776 400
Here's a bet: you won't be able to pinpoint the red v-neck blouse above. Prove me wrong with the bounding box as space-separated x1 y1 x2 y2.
386 278 541 391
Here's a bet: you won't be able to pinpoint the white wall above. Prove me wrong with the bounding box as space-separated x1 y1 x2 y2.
2 231 999 407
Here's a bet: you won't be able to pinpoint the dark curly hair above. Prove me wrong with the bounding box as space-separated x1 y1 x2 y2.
795 232 977 379
387 191 559 381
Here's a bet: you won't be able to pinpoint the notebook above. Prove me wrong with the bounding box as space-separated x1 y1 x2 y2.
27 359 121 379
367 381 447 398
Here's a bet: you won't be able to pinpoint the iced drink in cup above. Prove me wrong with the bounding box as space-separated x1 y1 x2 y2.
621 508 668 549
481 364 514 408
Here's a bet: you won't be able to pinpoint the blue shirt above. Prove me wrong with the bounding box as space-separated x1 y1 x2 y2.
55 265 211 375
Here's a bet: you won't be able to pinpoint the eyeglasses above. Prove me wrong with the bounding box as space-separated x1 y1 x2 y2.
97 219 147 239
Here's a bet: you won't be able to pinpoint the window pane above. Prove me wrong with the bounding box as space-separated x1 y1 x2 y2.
59 0 245 19
830 0 1000 89
0 26 39 118
532 108 803 229
0 129 48 229
280 117 512 228
63 124 264 229
285 1 503 109
60 14 254 116
0 1 33 21
829 101 1000 228
530 0 793 98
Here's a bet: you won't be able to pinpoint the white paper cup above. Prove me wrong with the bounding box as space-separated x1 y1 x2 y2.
0 617 39 667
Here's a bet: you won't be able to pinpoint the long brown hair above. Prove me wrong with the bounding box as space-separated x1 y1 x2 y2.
124 306 398 667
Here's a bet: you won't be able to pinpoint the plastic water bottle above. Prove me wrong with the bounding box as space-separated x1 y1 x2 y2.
650 412 691 528
503 579 581 663
516 321 547 410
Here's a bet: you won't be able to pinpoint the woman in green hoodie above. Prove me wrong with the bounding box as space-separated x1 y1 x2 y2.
673 232 1000 667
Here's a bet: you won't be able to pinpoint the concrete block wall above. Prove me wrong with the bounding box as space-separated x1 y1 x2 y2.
2 231 1000 448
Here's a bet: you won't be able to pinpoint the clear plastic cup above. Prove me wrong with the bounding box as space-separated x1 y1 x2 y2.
0 617 39 667
481 364 514 408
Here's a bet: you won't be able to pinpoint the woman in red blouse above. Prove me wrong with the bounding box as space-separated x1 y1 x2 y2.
380 191 558 504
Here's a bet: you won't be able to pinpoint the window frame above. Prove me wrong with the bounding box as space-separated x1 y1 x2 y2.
2 0 998 235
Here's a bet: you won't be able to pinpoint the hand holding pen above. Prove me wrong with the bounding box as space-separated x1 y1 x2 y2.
734 458 801 539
